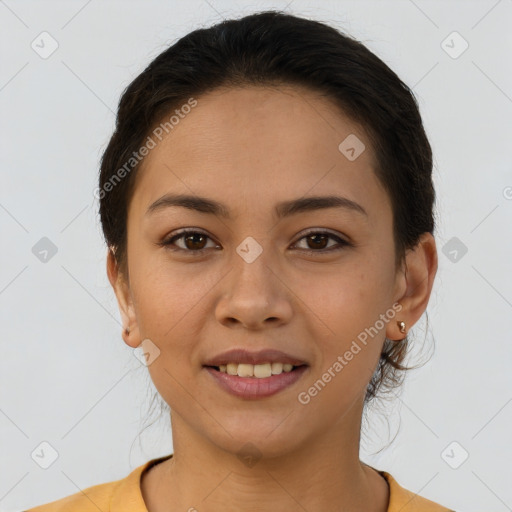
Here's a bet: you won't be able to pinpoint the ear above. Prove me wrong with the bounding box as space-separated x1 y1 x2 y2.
106 248 141 348
386 232 438 341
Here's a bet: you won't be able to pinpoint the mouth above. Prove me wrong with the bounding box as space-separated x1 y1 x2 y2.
203 362 309 399
204 362 307 378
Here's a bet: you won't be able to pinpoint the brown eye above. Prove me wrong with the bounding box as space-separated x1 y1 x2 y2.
294 230 351 254
160 229 351 256
306 233 329 250
161 229 218 253
182 232 207 250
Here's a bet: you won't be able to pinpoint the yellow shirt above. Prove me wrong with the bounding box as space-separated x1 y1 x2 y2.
25 454 454 511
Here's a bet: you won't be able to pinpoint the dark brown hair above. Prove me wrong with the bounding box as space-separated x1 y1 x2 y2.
98 10 436 411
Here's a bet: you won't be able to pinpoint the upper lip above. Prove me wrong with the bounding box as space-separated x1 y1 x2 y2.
203 348 308 367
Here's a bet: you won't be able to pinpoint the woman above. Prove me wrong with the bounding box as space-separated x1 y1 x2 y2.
27 10 454 512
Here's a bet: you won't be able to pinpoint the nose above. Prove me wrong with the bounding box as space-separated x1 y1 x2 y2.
214 245 293 330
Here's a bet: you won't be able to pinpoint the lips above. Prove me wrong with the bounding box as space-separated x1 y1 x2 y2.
204 364 309 399
202 348 308 367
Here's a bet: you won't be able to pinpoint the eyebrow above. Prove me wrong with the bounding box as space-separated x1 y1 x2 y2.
145 193 368 219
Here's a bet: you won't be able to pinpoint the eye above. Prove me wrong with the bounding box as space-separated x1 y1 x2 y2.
292 230 352 254
160 229 219 254
159 228 351 255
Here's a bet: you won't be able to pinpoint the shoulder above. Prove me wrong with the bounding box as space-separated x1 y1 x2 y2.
23 456 161 512
24 478 124 512
380 471 455 512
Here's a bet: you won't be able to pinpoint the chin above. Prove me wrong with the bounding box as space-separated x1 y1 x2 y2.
206 421 308 462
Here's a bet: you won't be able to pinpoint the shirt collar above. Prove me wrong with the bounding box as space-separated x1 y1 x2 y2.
110 453 173 511
109 454 448 512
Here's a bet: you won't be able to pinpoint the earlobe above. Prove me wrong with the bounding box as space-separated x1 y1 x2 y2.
387 232 438 340
106 248 141 348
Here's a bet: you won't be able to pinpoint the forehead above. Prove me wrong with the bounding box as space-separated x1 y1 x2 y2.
129 85 391 224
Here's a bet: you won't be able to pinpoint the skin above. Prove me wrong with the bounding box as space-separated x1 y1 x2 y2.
107 84 438 512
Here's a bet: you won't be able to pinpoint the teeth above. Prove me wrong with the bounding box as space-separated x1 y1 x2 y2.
272 362 283 374
217 362 296 378
237 363 254 377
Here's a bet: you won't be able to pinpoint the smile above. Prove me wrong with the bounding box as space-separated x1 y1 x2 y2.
214 362 297 378
204 364 309 399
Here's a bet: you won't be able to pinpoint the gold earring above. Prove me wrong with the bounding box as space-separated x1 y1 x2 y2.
397 321 406 334
124 327 130 335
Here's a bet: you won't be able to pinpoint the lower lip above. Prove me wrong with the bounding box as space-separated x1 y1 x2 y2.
204 365 308 399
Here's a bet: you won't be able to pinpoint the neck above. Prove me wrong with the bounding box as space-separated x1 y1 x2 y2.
143 403 389 512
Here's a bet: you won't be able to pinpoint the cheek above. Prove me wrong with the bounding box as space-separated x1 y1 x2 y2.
301 256 386 329
300 259 389 378
129 262 224 400
135 271 205 407
130 256 216 336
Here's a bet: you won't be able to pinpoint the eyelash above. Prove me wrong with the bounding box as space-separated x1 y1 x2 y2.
159 228 352 256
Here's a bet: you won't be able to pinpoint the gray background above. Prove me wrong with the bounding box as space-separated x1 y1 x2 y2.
1 1 511 511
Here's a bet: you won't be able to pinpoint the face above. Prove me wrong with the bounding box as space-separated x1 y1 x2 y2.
109 84 421 459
